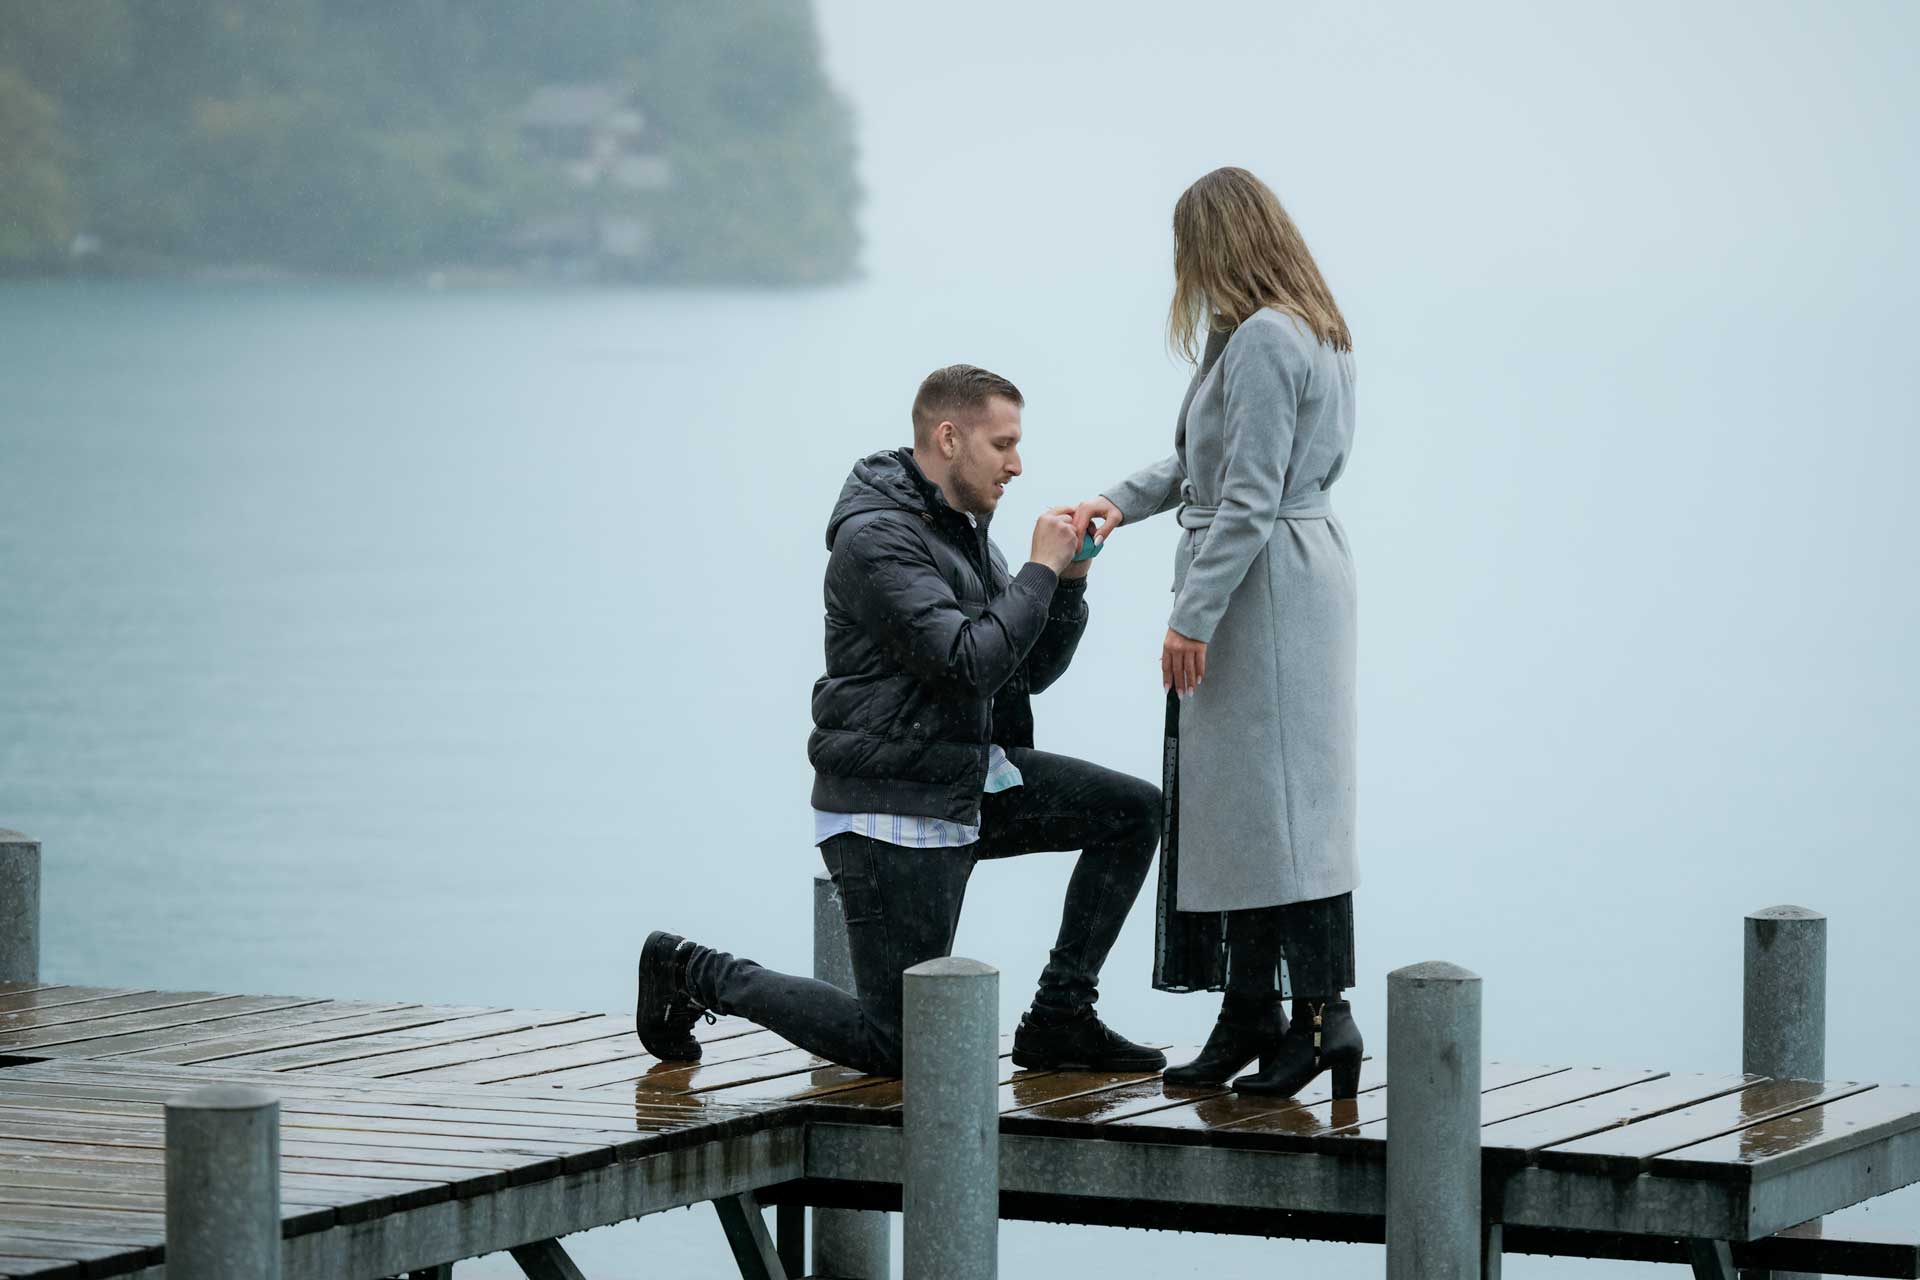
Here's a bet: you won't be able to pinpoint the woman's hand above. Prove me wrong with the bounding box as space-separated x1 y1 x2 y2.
1071 497 1124 544
1162 628 1207 697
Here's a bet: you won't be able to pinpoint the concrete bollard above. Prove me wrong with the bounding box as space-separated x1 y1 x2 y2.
0 831 40 985
903 956 998 1280
1386 961 1483 1280
812 873 892 1279
165 1084 282 1279
1743 906 1825 1082
1744 906 1826 1280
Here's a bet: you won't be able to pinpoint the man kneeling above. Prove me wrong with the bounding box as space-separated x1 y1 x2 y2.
638 364 1163 1077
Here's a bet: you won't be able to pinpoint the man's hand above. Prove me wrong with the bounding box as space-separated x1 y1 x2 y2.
1071 497 1124 544
1162 627 1207 697
1030 506 1080 575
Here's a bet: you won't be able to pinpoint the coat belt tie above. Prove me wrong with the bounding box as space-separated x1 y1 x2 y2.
1176 489 1332 529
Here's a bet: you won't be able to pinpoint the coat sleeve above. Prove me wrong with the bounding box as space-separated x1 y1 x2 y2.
1021 575 1089 694
830 513 1059 696
1168 317 1304 644
1101 452 1185 528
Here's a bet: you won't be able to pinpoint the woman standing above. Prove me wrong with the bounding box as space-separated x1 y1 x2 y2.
1074 167 1360 1097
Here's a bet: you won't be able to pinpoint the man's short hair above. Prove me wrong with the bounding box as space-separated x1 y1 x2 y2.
912 364 1023 447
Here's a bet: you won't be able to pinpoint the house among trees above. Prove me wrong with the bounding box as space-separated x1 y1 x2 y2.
510 82 671 278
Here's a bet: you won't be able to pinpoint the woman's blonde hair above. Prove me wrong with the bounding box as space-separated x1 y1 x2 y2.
1167 166 1352 363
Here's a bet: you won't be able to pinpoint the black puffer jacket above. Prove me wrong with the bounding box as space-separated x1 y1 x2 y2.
809 448 1089 824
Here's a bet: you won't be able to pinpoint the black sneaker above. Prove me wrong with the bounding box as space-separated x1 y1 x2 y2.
636 930 709 1061
1010 1007 1167 1071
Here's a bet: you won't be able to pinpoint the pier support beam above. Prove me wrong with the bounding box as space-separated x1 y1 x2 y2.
811 872 892 1279
1742 905 1826 1280
165 1084 282 1279
0 830 40 985
1386 960 1483 1280
903 956 998 1280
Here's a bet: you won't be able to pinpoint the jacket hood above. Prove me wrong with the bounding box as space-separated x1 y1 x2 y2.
826 448 953 549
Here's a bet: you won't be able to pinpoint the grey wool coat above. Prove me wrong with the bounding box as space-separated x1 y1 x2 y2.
1104 307 1359 911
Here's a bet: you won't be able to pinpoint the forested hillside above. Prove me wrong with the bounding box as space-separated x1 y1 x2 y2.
0 1 860 282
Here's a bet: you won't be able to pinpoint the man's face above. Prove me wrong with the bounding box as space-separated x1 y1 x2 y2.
946 396 1023 516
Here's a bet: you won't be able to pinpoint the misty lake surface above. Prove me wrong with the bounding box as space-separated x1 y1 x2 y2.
3 277 1916 1276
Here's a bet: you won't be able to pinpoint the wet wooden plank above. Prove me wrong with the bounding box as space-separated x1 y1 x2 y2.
638 1034 1010 1103
715 1039 1018 1110
0 1065 734 1161
1002 1074 1205 1124
0 986 135 1015
0 1084 706 1143
1117 1058 1391 1134
0 1073 712 1138
622 1046 831 1097
0 1164 451 1222
0 992 227 1031
0 1136 509 1199
513 1029 793 1092
0 1107 613 1170
0 1121 567 1187
999 1053 1196 1117
0 1183 336 1233
0 1203 163 1246
0 1229 137 1264
804 1077 902 1109
1478 1072 1755 1163
1653 1084 1920 1181
0 1100 681 1164
1200 1063 1609 1148
0 995 331 1052
155 1005 585 1070
117 1003 508 1066
0 1080 670 1148
389 1033 642 1087
83 1001 429 1062
0 1059 722 1123
1540 1076 1876 1173
308 1017 634 1080
683 1063 883 1106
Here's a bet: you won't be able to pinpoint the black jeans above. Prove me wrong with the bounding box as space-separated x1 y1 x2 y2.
683 748 1161 1076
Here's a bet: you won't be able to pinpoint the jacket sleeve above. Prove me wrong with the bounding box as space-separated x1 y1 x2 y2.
1168 317 1303 644
1022 574 1089 694
1101 452 1185 528
831 513 1059 696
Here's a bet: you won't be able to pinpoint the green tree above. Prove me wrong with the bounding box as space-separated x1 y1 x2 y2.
633 0 862 283
0 0 860 282
0 69 71 266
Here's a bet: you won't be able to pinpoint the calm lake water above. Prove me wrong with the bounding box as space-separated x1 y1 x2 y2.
2 277 1915 1275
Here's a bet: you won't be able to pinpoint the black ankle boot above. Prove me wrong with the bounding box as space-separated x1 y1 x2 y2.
1230 997 1363 1098
636 930 713 1061
1164 996 1289 1086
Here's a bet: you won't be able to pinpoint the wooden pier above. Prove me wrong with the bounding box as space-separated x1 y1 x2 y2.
0 836 1916 1278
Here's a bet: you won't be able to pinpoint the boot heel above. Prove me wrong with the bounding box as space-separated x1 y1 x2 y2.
1330 1057 1361 1100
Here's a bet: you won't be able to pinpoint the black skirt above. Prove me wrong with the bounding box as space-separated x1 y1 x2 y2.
1152 691 1357 996
1152 690 1226 992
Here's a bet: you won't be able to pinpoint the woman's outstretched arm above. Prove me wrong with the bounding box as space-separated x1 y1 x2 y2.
1097 452 1186 531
